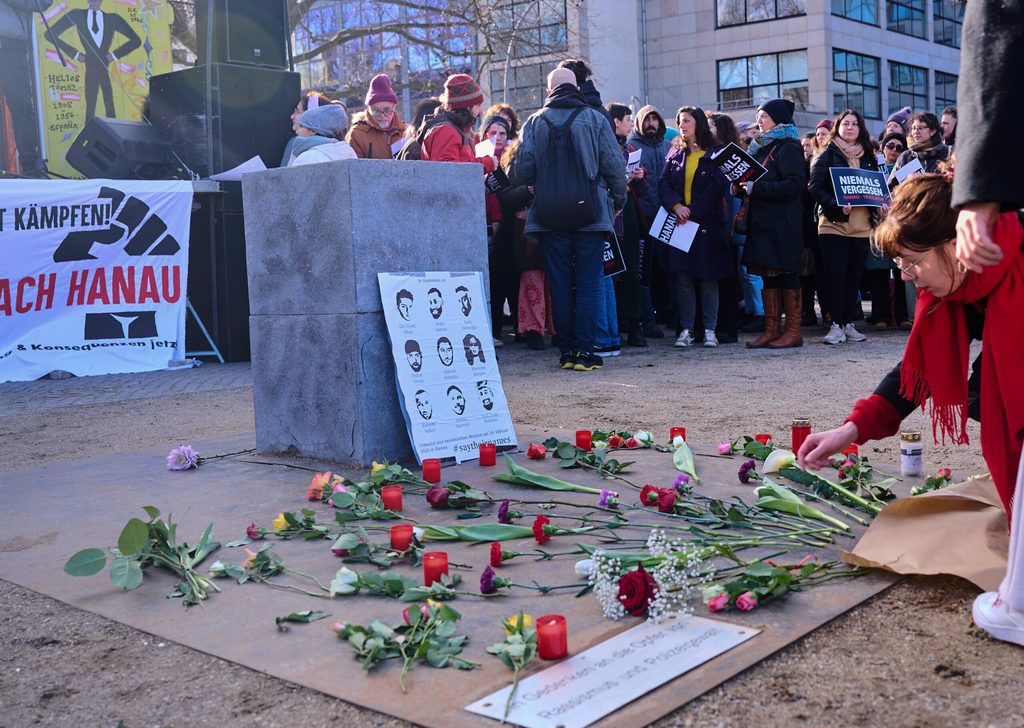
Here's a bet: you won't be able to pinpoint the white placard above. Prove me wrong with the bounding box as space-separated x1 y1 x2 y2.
465 616 759 728
625 148 643 176
891 157 923 184
391 138 406 158
378 271 518 463
475 137 496 158
649 207 700 253
209 155 267 181
0 180 192 383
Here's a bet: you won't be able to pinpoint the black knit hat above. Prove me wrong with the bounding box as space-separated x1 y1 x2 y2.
758 98 795 125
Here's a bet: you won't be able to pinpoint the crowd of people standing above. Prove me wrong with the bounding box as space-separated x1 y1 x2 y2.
281 62 962 370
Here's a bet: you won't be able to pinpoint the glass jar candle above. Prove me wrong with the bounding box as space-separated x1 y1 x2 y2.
900 431 923 477
791 418 811 454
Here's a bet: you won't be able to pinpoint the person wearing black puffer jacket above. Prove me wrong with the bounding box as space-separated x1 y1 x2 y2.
809 108 881 346
737 98 807 349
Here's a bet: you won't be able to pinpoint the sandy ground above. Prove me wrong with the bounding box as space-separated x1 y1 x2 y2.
2 327 1022 728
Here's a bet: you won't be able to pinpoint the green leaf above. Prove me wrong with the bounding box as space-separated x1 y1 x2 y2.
141 505 161 520
224 537 253 548
333 533 362 550
64 548 107 576
492 455 602 494
672 440 701 483
109 557 144 590
117 518 150 557
276 610 330 631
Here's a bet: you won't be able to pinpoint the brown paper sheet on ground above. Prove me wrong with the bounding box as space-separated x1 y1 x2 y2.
843 475 1008 591
0 432 898 727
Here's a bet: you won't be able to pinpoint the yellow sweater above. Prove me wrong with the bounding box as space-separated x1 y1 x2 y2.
684 150 706 205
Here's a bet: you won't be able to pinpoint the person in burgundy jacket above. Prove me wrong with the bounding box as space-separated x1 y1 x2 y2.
798 173 1024 647
420 73 497 174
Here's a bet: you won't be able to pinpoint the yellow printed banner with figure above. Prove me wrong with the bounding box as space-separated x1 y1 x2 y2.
33 0 174 179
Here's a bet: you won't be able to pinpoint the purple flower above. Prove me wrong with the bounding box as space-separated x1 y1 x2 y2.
598 489 617 508
166 444 200 471
480 565 497 594
497 498 511 524
738 459 756 484
673 473 690 492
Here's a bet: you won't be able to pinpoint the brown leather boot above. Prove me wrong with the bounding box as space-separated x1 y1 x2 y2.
746 288 781 348
768 289 804 348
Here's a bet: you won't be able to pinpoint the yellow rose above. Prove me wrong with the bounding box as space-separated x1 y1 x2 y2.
504 612 533 635
272 513 288 532
371 461 387 475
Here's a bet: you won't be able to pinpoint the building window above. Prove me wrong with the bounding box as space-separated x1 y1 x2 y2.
831 0 877 25
492 0 568 61
933 0 964 48
717 50 808 111
717 0 806 28
887 0 926 38
935 71 958 114
889 61 928 114
490 62 554 116
833 49 881 119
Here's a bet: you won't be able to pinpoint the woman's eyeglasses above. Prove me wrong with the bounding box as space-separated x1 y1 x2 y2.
894 247 935 278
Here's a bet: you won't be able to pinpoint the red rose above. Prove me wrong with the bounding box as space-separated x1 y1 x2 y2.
625 437 641 449
532 515 551 544
640 484 660 507
608 434 625 449
656 488 677 513
527 442 546 459
490 541 503 568
426 484 451 508
617 564 659 617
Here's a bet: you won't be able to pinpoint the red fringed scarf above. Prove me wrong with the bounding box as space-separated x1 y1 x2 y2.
899 212 1024 516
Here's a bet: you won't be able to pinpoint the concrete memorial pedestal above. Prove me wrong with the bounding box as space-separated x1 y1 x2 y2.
242 159 487 466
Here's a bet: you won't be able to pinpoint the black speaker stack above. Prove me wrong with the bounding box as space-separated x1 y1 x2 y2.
147 0 299 362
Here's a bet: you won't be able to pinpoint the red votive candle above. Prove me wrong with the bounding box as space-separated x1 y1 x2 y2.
390 524 414 551
536 614 568 660
479 442 497 466
381 484 403 511
422 458 441 483
422 551 449 586
842 443 860 457
791 418 811 454
670 427 687 442
755 433 773 445
575 430 592 451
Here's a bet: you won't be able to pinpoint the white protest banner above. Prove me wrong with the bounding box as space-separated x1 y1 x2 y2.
649 207 699 253
625 148 642 177
0 180 191 383
829 167 890 207
709 142 768 184
378 272 518 464
391 138 406 158
475 137 496 159
465 616 759 727
891 157 923 184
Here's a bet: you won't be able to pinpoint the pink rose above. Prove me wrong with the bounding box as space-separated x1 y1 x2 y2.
707 593 729 612
625 437 640 449
717 441 732 455
736 591 758 611
841 459 855 470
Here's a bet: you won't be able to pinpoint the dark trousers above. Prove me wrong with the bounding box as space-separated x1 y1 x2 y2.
865 268 910 323
615 200 642 323
489 232 519 337
542 230 605 355
0 44 43 172
819 234 869 326
84 59 116 120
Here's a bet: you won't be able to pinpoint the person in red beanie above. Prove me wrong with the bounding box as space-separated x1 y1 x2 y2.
797 173 1024 646
346 73 407 159
419 73 497 173
813 118 831 153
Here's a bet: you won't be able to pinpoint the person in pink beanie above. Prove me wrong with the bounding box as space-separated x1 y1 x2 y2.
346 73 407 159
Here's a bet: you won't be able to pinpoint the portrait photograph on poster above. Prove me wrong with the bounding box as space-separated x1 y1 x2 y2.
378 271 518 464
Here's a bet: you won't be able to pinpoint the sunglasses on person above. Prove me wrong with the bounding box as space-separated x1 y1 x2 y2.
884 142 905 151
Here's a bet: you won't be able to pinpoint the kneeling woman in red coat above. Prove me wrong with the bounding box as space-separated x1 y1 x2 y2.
799 174 1024 645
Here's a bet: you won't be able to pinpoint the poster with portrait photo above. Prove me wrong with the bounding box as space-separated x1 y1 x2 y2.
378 271 518 464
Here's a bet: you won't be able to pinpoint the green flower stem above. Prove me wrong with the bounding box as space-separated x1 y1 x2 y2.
571 459 643 489
283 567 330 593
787 486 871 527
509 581 588 594
261 580 330 599
200 447 256 462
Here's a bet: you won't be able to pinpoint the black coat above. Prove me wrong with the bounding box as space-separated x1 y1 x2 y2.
952 0 1024 210
741 136 806 274
657 147 731 279
809 142 880 225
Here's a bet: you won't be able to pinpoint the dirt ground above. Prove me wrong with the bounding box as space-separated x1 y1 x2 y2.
2 326 1022 728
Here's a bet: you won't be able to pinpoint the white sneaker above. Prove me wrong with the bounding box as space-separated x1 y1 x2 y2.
674 329 693 348
823 323 846 345
843 323 867 342
973 592 1024 646
492 337 504 348
703 330 719 347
